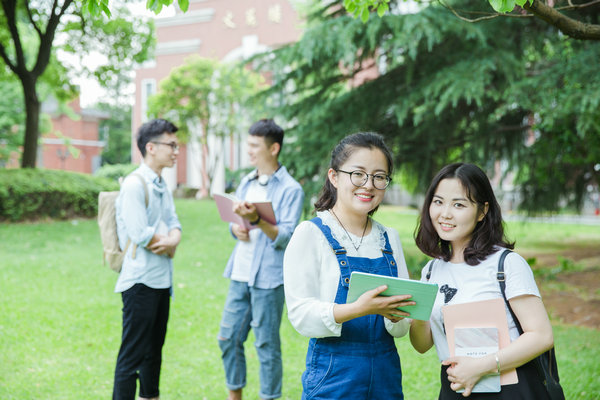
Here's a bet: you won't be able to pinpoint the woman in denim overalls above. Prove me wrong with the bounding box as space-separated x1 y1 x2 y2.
284 133 414 399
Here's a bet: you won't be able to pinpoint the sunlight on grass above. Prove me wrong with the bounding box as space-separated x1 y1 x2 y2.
0 200 598 399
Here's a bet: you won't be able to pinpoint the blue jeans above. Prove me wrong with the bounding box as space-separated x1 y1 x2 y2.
218 280 285 399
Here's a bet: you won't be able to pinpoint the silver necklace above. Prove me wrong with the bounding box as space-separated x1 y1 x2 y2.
330 209 369 251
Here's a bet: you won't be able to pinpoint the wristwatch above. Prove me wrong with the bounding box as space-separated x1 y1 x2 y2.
249 215 261 225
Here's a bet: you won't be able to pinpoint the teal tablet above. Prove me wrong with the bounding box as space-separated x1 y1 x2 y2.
346 271 439 321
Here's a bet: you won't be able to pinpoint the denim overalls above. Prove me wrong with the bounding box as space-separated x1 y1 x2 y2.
301 217 404 400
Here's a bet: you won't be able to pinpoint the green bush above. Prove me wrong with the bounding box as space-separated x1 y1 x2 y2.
225 166 253 193
94 163 137 182
0 169 118 221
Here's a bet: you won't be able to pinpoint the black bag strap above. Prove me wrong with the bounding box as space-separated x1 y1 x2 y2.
426 259 435 281
496 249 523 333
496 249 564 398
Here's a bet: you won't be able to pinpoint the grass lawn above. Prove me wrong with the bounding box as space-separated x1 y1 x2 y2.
1 199 599 399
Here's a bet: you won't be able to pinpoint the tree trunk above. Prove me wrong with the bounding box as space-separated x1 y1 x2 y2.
198 120 211 199
20 76 40 168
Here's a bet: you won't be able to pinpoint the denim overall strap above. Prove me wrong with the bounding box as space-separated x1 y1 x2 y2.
310 217 352 292
380 231 398 277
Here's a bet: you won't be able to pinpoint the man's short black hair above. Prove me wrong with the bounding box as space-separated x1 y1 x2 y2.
249 119 284 153
137 119 178 157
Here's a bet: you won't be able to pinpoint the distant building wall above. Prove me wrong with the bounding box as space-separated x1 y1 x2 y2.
39 98 108 174
133 0 302 191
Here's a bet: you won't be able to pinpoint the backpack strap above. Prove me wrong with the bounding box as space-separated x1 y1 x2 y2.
124 173 149 260
131 173 149 208
496 249 523 334
426 259 436 281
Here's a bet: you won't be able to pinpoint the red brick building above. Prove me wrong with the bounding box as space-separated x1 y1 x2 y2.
133 0 302 192
39 97 108 174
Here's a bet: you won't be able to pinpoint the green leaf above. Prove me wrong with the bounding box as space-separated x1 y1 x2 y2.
377 2 388 17
489 0 516 13
514 0 532 6
361 7 370 23
178 0 189 13
86 0 96 15
146 0 157 12
100 2 112 18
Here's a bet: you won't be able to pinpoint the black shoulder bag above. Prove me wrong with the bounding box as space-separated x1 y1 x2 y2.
497 249 565 400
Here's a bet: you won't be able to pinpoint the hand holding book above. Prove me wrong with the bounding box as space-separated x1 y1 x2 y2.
232 200 261 226
346 271 438 321
442 327 501 394
441 298 518 389
214 193 276 230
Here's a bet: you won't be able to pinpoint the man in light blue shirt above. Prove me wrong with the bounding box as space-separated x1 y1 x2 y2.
218 119 304 400
113 119 182 400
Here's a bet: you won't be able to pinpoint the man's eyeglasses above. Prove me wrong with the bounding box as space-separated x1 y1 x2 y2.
151 141 179 151
336 169 391 190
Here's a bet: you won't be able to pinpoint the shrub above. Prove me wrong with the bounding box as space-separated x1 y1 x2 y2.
94 163 137 182
0 169 118 222
225 166 253 193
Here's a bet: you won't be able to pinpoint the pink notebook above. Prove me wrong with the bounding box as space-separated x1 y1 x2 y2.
213 193 276 230
442 297 518 385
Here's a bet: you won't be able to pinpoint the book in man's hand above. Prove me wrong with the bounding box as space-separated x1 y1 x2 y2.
213 193 276 230
454 327 501 393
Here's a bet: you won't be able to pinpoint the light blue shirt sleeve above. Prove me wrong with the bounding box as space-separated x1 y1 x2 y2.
118 175 154 247
162 188 182 233
271 184 304 250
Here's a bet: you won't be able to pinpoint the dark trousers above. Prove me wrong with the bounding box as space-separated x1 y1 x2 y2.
439 361 550 400
113 284 170 400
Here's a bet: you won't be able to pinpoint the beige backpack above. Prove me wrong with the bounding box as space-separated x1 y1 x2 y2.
97 173 148 272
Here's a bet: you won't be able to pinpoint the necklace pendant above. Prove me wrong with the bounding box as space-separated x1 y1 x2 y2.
329 209 368 252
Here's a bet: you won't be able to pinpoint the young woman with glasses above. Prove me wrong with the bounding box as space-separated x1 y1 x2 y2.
283 132 414 399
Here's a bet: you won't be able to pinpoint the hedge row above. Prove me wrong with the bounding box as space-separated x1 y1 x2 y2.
0 169 119 222
94 163 137 182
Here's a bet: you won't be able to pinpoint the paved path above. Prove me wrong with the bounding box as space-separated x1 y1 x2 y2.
388 206 600 225
504 214 600 226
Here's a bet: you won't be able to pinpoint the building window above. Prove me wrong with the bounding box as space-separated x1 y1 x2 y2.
141 79 156 123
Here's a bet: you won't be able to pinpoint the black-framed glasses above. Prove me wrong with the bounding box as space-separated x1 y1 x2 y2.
151 141 179 151
336 169 391 190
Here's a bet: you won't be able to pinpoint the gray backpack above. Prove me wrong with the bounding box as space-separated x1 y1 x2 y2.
97 173 148 272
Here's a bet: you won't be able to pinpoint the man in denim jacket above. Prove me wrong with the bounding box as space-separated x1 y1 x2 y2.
113 119 182 400
218 119 304 400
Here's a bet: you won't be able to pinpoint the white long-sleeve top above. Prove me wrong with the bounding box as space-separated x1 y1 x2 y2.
283 210 411 339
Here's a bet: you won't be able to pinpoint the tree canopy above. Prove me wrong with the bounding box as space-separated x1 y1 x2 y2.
342 0 600 41
148 56 264 197
0 0 154 167
255 0 599 213
0 79 25 164
96 102 132 166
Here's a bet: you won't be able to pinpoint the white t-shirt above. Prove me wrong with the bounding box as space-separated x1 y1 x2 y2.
230 181 268 282
420 249 541 362
283 210 411 339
